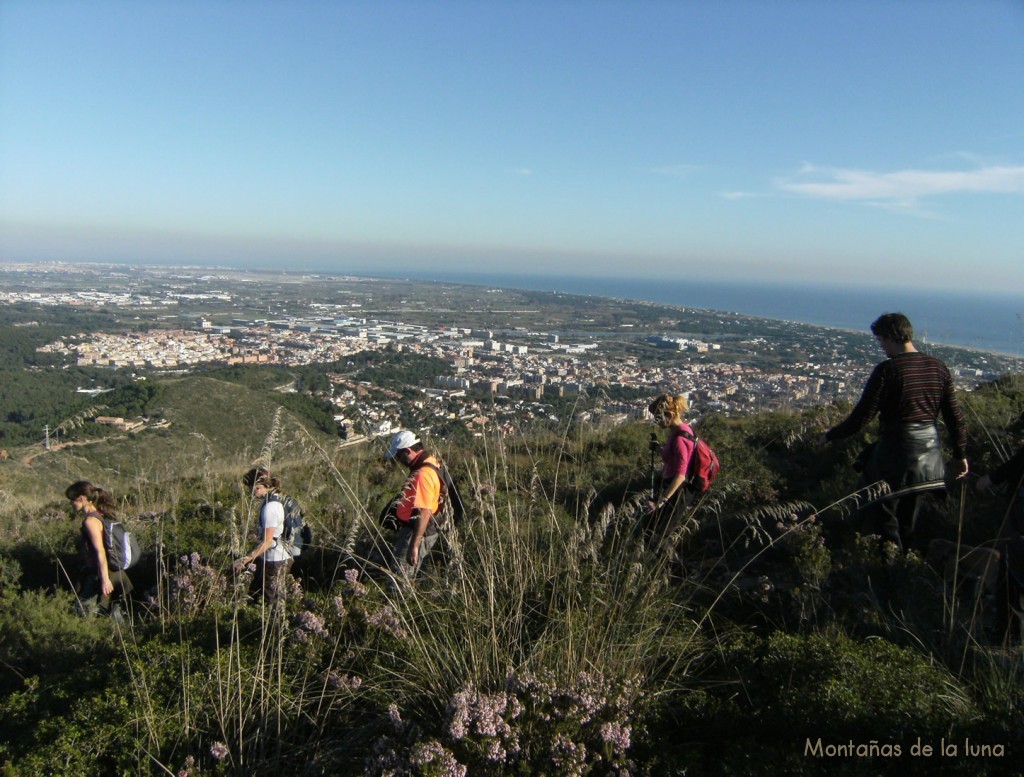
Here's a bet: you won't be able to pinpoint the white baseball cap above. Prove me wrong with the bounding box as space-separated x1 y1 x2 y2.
386 430 420 458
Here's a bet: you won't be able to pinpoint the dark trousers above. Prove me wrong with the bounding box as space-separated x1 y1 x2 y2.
250 558 293 604
639 482 693 555
860 423 944 553
870 493 927 553
77 568 134 615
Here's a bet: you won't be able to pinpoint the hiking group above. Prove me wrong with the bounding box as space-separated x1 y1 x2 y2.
62 429 461 615
61 311 1024 642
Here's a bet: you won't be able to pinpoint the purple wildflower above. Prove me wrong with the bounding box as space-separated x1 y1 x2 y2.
209 742 229 761
409 740 467 775
366 604 408 639
333 596 347 619
325 672 362 691
345 567 367 596
388 703 404 732
600 721 632 754
292 610 329 638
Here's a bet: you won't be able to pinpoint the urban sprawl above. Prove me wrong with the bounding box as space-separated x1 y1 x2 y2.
12 275 1014 441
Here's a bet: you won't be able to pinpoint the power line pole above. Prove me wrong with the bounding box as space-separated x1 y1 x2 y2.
44 425 51 450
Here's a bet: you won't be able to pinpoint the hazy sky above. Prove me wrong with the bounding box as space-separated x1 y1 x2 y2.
2 0 1022 293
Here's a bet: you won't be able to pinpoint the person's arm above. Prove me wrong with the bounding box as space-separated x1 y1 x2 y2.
406 507 433 566
234 501 283 570
939 370 969 479
235 526 277 569
654 473 688 509
825 365 885 442
84 515 114 597
649 430 690 509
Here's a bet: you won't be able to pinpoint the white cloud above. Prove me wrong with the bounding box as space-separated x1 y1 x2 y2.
775 163 1024 205
511 168 533 176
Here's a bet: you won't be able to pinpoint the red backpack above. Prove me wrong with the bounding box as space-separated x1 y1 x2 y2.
678 429 720 493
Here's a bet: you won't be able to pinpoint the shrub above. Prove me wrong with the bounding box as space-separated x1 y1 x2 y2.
364 668 642 776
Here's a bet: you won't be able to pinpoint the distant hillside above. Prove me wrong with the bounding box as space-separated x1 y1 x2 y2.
0 375 343 514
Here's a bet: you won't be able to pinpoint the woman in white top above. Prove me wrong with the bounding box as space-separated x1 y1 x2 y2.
235 466 292 604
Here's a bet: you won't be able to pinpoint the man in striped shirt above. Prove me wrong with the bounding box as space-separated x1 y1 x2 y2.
823 312 969 552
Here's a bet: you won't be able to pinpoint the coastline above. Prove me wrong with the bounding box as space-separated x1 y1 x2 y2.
361 269 1024 359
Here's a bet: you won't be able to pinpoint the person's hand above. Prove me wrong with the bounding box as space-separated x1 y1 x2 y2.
976 474 993 493
407 541 419 567
101 577 114 597
952 458 969 480
233 558 247 572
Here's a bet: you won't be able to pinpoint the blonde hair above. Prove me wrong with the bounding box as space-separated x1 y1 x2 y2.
648 394 688 424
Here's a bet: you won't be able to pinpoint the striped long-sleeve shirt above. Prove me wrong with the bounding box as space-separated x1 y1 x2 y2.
826 351 968 460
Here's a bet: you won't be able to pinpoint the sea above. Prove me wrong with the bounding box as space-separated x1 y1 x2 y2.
371 271 1024 358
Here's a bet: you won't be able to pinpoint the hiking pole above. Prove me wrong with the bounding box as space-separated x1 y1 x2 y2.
627 433 661 543
649 432 659 502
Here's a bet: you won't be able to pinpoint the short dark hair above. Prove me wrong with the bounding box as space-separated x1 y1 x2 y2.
242 466 280 492
870 312 913 343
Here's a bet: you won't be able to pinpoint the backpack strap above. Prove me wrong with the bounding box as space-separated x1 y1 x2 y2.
410 457 445 489
675 428 698 443
409 457 449 527
261 492 289 549
672 428 700 482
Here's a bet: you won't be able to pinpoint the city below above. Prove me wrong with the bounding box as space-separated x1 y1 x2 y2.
3 261 1021 441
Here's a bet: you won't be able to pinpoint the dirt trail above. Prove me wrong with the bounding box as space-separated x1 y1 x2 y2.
19 436 125 466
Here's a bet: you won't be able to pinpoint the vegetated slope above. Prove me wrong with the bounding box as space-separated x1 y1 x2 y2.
0 375 339 515
2 377 1024 774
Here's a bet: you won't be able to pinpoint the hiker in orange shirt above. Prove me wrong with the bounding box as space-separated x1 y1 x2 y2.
385 431 442 581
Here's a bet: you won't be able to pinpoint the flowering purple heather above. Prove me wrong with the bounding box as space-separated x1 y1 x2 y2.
285 575 304 600
551 734 587 777
344 567 368 596
388 703 404 732
409 740 467 775
600 721 632 754
292 610 329 637
332 596 347 619
170 553 227 613
448 688 509 739
325 672 362 691
367 605 408 639
447 691 472 739
209 742 229 761
176 754 195 777
484 738 507 763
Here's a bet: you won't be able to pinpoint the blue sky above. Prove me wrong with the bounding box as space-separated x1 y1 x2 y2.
1 0 1023 293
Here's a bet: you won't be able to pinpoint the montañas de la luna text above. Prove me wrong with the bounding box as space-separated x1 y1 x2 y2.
804 738 1005 758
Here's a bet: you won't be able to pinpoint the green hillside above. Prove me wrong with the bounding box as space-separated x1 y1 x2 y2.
1 376 1023 775
0 375 345 519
